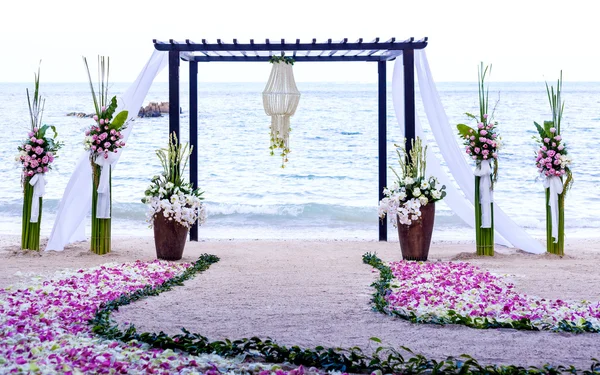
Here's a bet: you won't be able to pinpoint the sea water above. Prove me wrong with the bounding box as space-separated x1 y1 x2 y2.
0 81 599 242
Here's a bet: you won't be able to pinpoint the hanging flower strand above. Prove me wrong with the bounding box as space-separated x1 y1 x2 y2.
262 55 301 168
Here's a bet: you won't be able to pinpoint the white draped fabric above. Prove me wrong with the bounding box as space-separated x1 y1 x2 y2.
46 50 168 251
391 51 544 254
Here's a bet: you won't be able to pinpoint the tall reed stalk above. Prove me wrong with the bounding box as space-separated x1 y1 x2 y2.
21 64 44 251
475 176 494 256
91 164 111 255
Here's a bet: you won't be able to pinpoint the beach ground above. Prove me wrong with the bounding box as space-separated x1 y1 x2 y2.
2 235 600 368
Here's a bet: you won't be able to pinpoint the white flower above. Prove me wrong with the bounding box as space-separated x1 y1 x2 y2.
397 191 407 201
404 177 415 185
420 180 430 190
419 196 429 206
560 154 572 168
431 190 441 199
412 188 421 197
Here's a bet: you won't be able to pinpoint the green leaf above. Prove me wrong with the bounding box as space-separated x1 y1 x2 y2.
369 337 382 343
110 110 129 129
456 124 475 139
533 121 546 138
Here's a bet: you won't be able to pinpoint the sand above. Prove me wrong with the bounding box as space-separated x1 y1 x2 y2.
2 234 600 368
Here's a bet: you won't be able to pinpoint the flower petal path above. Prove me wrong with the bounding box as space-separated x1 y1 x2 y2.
368 254 600 332
111 242 600 368
0 256 313 374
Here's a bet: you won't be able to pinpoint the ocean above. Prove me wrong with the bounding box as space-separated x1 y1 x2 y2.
1 81 599 243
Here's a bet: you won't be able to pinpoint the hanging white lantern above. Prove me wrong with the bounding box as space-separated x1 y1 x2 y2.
262 57 300 167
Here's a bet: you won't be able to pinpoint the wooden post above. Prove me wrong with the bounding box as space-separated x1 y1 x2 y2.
168 50 180 140
403 49 416 156
378 61 387 242
189 61 199 241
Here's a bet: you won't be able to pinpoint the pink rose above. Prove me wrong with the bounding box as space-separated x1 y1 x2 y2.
37 167 43 173
35 146 43 155
30 137 37 143
552 142 556 147
28 171 34 176
482 149 489 155
120 142 126 147
104 142 111 149
46 152 53 157
483 114 489 119
470 136 475 141
104 153 109 159
91 145 97 151
547 150 556 157
110 129 116 135
93 115 99 122
25 144 32 151
491 134 497 139
28 132 34 137
43 167 49 173
97 147 103 153
477 123 484 129
92 134 98 140
42 156 49 164
542 146 547 151
472 156 478 160
85 130 90 136
474 147 481 154
23 162 29 167
482 144 488 149
553 159 560 165
483 155 488 159
36 139 44 145
104 126 109 130
100 119 105 125
544 138 550 143
549 127 556 133
546 163 552 169
557 145 565 151
110 136 116 141
480 130 488 136
554 135 562 141
96 139 101 144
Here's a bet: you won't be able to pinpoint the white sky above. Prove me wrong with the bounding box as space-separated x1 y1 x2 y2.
1 0 597 83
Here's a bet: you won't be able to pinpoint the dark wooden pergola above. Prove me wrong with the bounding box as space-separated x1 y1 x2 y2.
153 37 428 242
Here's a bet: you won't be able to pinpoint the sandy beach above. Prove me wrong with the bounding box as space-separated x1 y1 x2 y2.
2 234 600 369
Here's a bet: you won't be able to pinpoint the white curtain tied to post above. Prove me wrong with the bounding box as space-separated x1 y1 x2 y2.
94 151 119 219
262 59 301 157
543 176 563 243
29 173 46 223
473 160 493 228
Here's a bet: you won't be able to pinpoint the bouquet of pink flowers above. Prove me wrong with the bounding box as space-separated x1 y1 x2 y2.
17 125 60 178
83 97 127 159
457 113 501 183
534 126 571 178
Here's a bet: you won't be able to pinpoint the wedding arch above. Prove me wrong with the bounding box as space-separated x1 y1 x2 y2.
153 37 427 242
47 37 543 254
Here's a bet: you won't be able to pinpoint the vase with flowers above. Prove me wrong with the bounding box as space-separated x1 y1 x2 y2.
378 137 447 260
534 71 573 256
83 56 128 255
142 133 206 260
17 64 63 250
457 63 501 256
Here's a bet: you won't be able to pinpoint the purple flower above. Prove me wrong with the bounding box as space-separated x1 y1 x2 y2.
480 130 488 136
544 138 550 143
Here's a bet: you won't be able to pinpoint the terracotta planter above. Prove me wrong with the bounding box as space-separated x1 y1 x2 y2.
153 213 188 260
397 202 435 261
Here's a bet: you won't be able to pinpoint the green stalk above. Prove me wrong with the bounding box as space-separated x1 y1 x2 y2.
21 181 42 251
474 176 494 256
546 187 565 256
91 165 111 255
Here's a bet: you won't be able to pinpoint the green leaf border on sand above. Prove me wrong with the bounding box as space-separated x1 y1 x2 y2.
88 254 600 374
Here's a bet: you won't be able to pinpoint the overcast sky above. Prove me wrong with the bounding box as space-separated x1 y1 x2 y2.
1 0 597 83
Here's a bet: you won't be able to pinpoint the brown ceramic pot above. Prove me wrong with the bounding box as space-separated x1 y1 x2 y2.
397 202 435 261
153 213 188 261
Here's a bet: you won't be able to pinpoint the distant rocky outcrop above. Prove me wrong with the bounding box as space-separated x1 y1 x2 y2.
67 102 174 118
138 102 169 118
66 112 95 118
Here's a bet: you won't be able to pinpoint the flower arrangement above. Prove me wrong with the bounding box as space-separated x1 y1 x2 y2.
534 71 573 255
142 133 206 229
17 64 63 251
378 137 446 228
83 56 129 255
456 63 499 256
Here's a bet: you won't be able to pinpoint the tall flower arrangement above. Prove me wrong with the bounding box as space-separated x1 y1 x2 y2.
534 72 573 255
457 63 501 256
17 65 62 250
83 56 128 255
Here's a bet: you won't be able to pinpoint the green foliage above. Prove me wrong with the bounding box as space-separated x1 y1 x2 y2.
83 56 111 117
269 55 295 65
546 71 565 135
26 62 45 131
457 123 476 139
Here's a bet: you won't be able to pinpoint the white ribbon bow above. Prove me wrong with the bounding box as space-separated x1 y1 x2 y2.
543 176 564 243
473 159 494 228
94 152 119 219
29 173 47 223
